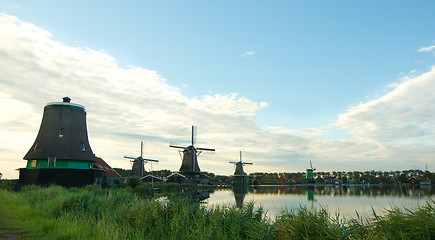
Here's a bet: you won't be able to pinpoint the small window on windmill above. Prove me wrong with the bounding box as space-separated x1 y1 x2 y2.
59 128 64 138
31 160 37 167
81 143 85 152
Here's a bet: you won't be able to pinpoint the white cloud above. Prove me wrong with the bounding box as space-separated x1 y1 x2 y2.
337 65 435 167
1 13 434 178
265 126 329 136
418 45 435 52
240 51 256 58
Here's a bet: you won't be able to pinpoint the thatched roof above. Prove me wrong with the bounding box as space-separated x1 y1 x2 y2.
24 98 95 162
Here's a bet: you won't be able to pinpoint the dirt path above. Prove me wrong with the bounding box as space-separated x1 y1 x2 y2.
0 227 20 240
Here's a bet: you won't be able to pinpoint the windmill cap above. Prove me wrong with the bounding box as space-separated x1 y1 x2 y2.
45 97 86 111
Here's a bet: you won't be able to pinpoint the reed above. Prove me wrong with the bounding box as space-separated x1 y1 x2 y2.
0 186 433 239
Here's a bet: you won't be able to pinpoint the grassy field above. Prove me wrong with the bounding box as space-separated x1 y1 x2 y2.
0 185 433 240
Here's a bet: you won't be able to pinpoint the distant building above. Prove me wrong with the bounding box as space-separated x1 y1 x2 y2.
419 177 431 185
276 177 287 184
166 172 210 184
289 176 303 184
408 177 419 185
18 97 105 187
94 156 122 186
141 175 163 183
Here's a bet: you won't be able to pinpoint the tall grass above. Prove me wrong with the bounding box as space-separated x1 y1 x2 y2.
0 186 433 239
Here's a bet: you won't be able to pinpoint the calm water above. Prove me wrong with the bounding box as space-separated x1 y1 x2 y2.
192 185 434 220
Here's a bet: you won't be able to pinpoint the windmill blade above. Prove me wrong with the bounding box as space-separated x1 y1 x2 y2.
197 147 215 151
124 156 137 160
170 145 187 149
243 162 253 165
229 161 238 164
143 158 159 162
191 125 195 146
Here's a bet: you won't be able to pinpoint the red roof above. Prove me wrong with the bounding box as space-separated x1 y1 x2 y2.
94 156 122 179
277 177 286 183
420 177 431 183
290 176 303 183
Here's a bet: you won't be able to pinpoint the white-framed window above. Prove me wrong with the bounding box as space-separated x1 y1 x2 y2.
81 143 85 152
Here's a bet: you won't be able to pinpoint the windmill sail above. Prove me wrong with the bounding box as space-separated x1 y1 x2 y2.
230 151 253 176
170 126 214 173
124 142 159 178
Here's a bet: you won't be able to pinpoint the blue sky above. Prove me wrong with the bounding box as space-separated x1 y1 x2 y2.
9 1 435 129
1 1 435 178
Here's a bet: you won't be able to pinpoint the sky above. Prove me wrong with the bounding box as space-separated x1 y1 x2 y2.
1 1 435 179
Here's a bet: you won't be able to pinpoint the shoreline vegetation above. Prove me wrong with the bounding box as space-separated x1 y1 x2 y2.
0 185 433 240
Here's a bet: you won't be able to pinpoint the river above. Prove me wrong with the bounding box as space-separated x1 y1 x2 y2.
190 185 434 220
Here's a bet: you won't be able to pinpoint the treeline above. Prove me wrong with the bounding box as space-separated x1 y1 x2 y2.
113 168 434 185
249 170 435 184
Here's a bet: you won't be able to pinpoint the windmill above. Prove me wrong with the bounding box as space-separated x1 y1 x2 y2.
170 126 215 173
306 161 316 183
124 141 159 178
230 151 253 176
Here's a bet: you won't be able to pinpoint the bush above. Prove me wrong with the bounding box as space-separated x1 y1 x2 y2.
0 179 17 191
127 177 141 188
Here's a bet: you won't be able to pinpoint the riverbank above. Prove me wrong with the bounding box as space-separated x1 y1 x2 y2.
0 186 433 239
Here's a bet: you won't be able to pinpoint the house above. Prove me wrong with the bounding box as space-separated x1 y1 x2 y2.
141 175 163 183
408 177 419 184
289 176 303 184
419 177 431 185
166 172 210 184
94 156 122 186
277 177 287 184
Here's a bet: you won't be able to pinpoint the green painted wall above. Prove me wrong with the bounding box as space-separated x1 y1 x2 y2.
26 159 92 169
306 169 314 179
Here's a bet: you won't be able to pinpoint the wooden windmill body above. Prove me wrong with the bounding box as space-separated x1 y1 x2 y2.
230 151 253 185
167 126 214 184
124 141 159 179
19 97 105 187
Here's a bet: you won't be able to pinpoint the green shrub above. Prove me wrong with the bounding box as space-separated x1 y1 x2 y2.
127 177 141 188
0 180 16 191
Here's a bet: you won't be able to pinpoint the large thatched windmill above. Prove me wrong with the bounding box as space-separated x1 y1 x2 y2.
167 126 214 184
19 97 105 187
124 141 159 178
230 151 253 185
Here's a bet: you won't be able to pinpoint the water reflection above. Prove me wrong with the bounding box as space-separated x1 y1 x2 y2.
183 189 212 202
245 185 434 197
232 185 249 208
206 185 434 219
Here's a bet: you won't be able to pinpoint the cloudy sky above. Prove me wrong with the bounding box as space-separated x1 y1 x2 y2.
1 1 435 179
